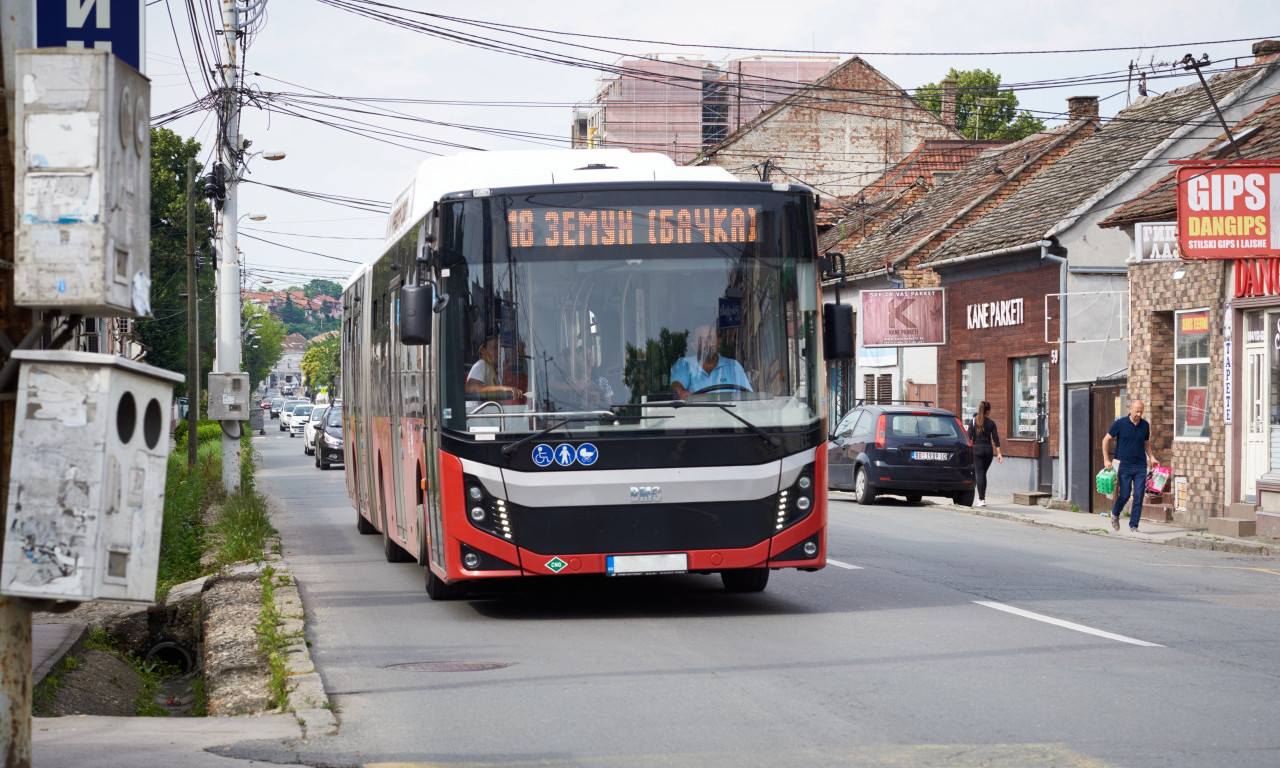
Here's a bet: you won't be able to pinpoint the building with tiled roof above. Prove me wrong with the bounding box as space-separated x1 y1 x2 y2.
695 56 963 197
1094 44 1280 531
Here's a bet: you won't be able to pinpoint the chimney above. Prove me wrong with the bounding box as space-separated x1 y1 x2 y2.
940 76 957 129
1254 40 1280 63
1068 96 1099 121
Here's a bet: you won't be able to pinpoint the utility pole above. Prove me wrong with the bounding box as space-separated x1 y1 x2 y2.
1 4 35 763
188 158 201 468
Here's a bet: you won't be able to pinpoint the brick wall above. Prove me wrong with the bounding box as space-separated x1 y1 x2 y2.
1128 258 1228 525
937 263 1061 460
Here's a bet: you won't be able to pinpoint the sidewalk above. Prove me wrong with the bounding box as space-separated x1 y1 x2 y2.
829 489 1280 556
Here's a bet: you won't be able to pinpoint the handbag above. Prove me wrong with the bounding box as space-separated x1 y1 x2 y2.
1146 463 1171 494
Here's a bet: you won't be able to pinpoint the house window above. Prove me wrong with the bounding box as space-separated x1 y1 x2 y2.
1011 357 1045 438
864 373 892 404
960 361 985 425
1175 309 1211 439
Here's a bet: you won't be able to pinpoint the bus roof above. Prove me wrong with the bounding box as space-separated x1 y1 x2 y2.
384 149 738 247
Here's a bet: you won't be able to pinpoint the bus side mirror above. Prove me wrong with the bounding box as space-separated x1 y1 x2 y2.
400 285 432 345
823 302 855 360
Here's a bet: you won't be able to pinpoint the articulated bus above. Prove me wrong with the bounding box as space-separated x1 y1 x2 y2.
341 149 842 599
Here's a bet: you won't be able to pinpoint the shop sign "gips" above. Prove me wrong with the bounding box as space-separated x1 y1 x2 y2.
1176 162 1280 258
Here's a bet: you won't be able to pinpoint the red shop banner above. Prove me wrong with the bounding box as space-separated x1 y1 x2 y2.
1176 161 1280 259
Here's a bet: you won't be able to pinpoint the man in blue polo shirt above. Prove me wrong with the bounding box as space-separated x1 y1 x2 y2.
1101 399 1158 533
670 324 752 399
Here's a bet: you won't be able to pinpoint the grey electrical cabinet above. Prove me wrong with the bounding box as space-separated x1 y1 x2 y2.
13 49 151 316
0 352 183 605
207 372 251 421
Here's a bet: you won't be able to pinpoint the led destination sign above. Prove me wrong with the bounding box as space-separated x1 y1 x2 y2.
507 205 760 249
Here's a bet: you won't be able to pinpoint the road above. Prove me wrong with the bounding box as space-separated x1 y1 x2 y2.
232 429 1280 768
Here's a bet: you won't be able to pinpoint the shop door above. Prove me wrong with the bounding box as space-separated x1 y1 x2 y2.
1244 344 1268 501
1091 385 1124 514
1037 358 1052 493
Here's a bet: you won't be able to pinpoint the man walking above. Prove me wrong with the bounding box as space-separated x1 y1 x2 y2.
1101 399 1158 532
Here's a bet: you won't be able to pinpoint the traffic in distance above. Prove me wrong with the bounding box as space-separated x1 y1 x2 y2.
336 148 853 600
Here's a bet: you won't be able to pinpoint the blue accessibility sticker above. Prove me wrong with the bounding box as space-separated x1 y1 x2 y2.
553 443 577 467
531 443 554 467
576 443 598 466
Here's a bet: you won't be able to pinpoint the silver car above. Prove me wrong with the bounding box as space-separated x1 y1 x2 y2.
303 406 328 455
288 404 314 438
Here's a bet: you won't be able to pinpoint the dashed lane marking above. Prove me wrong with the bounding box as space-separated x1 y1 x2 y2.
974 600 1164 647
826 558 862 569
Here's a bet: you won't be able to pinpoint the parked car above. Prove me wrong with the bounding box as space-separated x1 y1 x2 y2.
315 405 344 470
288 404 314 437
828 402 976 506
279 398 310 432
269 397 285 419
303 406 328 455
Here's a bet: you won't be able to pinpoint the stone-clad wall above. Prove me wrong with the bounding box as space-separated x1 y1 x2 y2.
1127 258 1229 525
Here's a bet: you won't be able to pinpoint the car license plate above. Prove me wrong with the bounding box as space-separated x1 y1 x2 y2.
912 451 949 461
607 553 687 575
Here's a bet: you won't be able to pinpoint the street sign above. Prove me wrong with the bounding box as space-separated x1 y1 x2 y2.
35 0 144 73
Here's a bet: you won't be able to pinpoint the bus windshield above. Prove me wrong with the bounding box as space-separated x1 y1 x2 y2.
436 188 821 437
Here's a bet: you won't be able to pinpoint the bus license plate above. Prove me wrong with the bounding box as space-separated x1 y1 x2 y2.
607 553 688 575
912 451 949 461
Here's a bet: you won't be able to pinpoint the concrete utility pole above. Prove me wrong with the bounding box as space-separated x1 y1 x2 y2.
1 4 36 764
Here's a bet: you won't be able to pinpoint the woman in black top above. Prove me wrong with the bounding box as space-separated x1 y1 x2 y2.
967 400 1003 507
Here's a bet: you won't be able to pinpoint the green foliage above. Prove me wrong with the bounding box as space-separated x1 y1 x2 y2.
157 444 220 599
917 68 1046 141
173 419 223 453
303 279 343 299
300 334 341 393
243 301 287 391
258 566 292 710
32 654 82 716
136 127 217 396
211 489 275 567
623 328 688 401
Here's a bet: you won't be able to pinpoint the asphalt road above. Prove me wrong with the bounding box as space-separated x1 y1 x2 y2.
235 429 1280 768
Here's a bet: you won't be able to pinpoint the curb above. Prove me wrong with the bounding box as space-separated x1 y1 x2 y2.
266 557 338 739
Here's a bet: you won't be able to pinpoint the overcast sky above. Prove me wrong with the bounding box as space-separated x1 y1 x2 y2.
144 0 1279 291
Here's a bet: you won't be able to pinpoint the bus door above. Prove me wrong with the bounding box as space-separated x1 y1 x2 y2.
388 281 408 545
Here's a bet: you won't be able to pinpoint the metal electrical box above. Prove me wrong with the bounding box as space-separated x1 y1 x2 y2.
1 351 183 605
14 49 151 316
207 372 251 421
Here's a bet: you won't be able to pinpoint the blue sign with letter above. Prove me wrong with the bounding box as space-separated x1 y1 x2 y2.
36 0 144 73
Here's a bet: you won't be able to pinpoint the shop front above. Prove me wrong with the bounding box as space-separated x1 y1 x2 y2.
937 264 1060 498
1232 258 1280 534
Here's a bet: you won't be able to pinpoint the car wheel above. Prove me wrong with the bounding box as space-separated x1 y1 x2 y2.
953 490 975 507
721 568 769 592
854 466 877 505
319 453 329 470
905 493 923 504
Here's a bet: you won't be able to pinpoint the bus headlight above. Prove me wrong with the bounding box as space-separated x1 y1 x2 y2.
776 467 816 530
462 475 514 540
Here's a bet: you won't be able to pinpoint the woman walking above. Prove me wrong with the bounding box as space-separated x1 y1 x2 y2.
967 401 1002 507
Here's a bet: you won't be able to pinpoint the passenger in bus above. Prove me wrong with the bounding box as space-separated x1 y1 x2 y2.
466 335 521 400
670 324 752 399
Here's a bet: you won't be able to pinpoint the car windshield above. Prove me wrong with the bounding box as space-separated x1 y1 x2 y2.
434 188 821 438
887 413 963 439
325 407 342 428
271 398 283 407
293 405 313 418
311 408 327 422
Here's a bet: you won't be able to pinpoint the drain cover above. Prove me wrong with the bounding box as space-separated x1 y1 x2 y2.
385 661 512 673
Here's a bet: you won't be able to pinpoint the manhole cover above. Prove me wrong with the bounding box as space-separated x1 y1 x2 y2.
385 661 512 673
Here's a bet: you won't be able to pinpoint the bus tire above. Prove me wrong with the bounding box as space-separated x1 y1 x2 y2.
721 568 769 592
426 567 467 600
383 511 414 563
356 508 377 535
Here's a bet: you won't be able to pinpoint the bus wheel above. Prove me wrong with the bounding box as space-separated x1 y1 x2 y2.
426 567 468 600
383 512 414 563
720 568 769 592
356 508 377 535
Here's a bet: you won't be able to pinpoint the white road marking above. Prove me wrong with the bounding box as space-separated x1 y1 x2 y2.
973 600 1164 647
827 559 862 570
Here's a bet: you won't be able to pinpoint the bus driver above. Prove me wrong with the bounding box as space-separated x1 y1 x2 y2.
670 324 752 399
466 335 521 401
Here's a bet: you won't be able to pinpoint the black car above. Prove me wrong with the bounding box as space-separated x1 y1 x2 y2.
314 405 344 470
828 402 976 506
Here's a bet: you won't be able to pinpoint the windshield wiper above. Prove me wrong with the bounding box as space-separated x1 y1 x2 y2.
500 411 616 457
621 400 779 446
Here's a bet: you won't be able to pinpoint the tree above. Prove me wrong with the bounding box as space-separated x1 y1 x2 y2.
916 68 1045 141
301 334 341 395
135 127 217 395
303 279 343 299
241 302 286 392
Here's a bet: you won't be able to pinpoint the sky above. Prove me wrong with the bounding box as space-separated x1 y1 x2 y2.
143 0 1280 292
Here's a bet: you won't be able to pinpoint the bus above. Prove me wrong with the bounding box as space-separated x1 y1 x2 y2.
341 149 842 599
